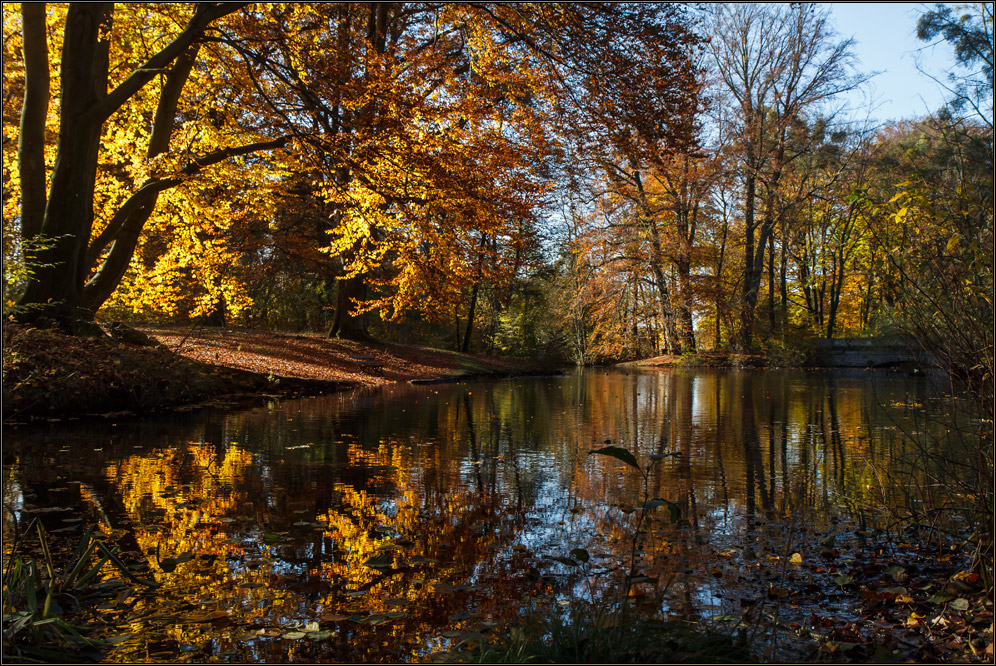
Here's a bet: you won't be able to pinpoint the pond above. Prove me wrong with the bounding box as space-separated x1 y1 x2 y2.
2 367 971 662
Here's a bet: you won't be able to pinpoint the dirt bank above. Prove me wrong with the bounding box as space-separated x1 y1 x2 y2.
2 324 555 422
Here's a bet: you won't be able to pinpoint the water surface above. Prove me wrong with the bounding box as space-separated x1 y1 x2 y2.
3 367 960 662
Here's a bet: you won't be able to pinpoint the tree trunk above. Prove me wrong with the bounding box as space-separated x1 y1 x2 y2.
18 3 50 244
16 3 112 332
14 3 249 332
327 275 373 341
738 173 758 350
462 282 480 353
767 230 776 333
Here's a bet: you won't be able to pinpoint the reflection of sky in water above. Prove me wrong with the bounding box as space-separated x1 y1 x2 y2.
2 367 965 662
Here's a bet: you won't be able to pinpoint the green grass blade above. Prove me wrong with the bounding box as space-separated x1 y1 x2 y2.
93 541 159 587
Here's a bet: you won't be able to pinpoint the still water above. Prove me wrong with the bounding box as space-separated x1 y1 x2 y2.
2 367 961 662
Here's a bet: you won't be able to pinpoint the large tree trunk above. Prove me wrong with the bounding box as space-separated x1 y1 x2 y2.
17 3 112 333
18 3 49 244
327 275 373 341
738 173 758 351
14 3 250 332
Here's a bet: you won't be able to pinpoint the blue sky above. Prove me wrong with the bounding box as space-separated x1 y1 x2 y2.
827 2 960 123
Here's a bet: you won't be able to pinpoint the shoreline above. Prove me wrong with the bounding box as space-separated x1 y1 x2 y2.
1 324 559 423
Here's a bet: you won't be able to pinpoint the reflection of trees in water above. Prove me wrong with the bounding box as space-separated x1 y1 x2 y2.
2 369 941 660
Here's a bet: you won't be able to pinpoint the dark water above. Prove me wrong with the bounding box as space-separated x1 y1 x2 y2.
2 367 967 662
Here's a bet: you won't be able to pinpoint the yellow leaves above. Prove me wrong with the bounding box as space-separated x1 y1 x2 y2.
945 233 961 254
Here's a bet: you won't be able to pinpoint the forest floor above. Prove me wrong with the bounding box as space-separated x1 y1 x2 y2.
622 351 767 368
1 323 555 422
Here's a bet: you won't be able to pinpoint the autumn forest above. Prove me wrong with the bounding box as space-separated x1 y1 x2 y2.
1 2 994 664
1 2 987 363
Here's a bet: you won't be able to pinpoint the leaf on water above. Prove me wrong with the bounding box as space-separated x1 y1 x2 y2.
363 615 390 625
449 612 482 622
384 611 406 619
322 614 349 622
949 598 970 611
568 548 590 563
104 634 131 644
896 594 915 603
283 631 305 640
307 631 332 640
409 556 439 565
588 446 640 471
861 589 883 604
882 586 907 595
346 590 367 598
927 593 954 604
790 552 803 564
823 641 857 653
364 553 393 569
303 621 320 632
885 565 906 580
834 575 854 586
433 583 465 593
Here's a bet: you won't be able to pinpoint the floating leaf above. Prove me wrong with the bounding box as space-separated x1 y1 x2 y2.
364 553 393 569
882 586 907 595
927 592 954 604
834 574 854 587
449 612 482 622
409 556 439 565
949 598 969 611
588 446 640 471
568 548 590 563
884 565 906 580
322 614 349 622
283 631 305 640
307 631 332 640
790 553 803 564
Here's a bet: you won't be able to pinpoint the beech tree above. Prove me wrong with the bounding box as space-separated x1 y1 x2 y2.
8 2 286 332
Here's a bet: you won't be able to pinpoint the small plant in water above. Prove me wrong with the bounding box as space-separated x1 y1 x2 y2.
454 443 753 663
2 518 158 662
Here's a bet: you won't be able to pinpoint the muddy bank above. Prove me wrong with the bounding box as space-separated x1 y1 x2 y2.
1 324 557 422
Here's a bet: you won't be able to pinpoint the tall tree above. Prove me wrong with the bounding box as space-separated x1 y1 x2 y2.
707 4 862 349
9 3 285 333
